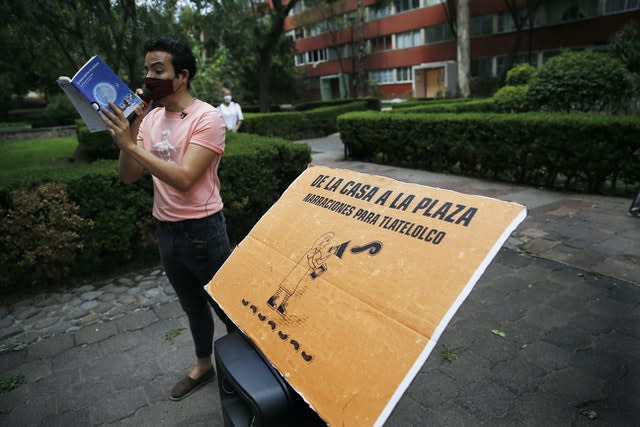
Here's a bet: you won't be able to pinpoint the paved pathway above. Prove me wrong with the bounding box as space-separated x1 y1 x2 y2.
0 133 638 426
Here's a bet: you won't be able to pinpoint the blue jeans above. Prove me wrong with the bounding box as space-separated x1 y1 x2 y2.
155 211 234 358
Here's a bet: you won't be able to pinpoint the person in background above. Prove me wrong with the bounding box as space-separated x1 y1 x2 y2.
100 36 235 401
218 87 244 132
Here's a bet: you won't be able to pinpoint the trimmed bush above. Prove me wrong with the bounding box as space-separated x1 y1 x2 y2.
221 132 311 243
389 98 496 114
527 50 632 113
504 63 538 86
66 174 156 275
294 97 380 111
493 85 530 112
75 120 118 161
609 20 640 74
0 132 310 296
5 94 79 128
338 111 640 193
243 99 379 140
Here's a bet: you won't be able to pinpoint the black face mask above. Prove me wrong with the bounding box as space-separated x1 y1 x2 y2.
143 77 175 101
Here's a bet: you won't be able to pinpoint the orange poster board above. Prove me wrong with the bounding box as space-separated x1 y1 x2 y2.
206 165 526 427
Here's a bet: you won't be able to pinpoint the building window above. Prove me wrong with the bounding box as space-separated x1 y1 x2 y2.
393 0 420 13
425 24 453 44
396 67 413 82
295 27 305 40
471 15 494 36
291 0 305 16
396 30 422 49
547 0 598 24
328 45 351 61
295 53 305 66
495 55 509 78
369 68 412 84
471 57 494 78
369 69 395 84
370 35 393 53
307 48 328 63
425 0 441 6
308 21 330 37
604 0 640 13
537 3 552 24
369 4 393 20
498 11 522 33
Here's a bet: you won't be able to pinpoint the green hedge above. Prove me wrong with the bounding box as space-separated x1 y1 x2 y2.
220 132 311 243
383 98 484 111
0 132 310 296
242 99 380 140
493 85 530 113
75 120 119 161
388 98 496 114
338 111 640 193
243 98 378 113
293 98 377 111
5 94 79 128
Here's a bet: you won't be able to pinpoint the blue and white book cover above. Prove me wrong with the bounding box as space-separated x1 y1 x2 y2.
57 55 142 132
71 55 142 118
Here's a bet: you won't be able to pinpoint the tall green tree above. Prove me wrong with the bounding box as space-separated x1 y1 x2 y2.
501 0 547 83
0 0 179 112
207 0 299 110
610 20 640 74
255 0 300 111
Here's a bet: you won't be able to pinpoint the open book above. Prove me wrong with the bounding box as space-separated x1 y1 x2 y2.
57 55 143 133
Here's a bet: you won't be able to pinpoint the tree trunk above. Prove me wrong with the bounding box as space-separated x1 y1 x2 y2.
255 0 298 112
457 0 470 97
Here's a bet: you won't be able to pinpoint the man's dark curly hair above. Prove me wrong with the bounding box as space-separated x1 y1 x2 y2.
144 36 196 88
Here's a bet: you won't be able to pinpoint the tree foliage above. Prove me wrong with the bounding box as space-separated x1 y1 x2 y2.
493 85 529 112
609 20 640 78
0 0 179 114
504 63 538 86
184 0 299 109
1 0 307 114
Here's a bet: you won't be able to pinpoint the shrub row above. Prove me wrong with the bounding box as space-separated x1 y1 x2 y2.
75 119 119 161
4 93 79 128
338 111 640 193
220 132 311 243
242 98 380 140
242 97 375 113
388 98 496 114
382 97 488 111
0 132 310 296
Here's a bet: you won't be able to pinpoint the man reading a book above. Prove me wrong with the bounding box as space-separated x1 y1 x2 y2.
100 36 234 401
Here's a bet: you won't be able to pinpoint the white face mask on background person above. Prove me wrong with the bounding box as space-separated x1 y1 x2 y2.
223 95 232 103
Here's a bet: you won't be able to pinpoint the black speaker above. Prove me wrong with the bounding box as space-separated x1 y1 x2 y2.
214 330 326 427
630 191 640 217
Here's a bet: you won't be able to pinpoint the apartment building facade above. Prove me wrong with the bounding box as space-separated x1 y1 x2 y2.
285 0 640 100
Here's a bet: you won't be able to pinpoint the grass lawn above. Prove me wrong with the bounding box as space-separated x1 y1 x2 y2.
0 136 118 188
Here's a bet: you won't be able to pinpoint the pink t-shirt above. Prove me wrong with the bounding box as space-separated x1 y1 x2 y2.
138 99 226 222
